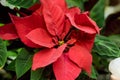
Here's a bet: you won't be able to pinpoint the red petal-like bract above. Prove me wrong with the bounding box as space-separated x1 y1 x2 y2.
53 0 67 12
60 19 71 40
74 13 99 34
32 44 67 70
65 7 80 29
41 0 65 36
0 23 18 40
68 43 92 74
66 7 81 16
66 7 99 34
26 28 55 48
53 54 81 80
10 14 45 48
80 33 96 52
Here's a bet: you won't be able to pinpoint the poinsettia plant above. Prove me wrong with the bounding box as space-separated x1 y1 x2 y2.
0 0 120 80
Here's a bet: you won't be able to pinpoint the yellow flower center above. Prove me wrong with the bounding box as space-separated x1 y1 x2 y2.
58 40 64 46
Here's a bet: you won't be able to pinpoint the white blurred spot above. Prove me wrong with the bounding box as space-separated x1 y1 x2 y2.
109 58 120 80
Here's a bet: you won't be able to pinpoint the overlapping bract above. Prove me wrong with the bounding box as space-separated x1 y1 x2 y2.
0 0 99 80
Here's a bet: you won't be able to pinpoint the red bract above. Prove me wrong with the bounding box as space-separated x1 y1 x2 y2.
0 0 99 79
10 14 44 48
65 7 99 74
41 0 67 36
53 54 81 80
0 23 18 40
66 7 99 34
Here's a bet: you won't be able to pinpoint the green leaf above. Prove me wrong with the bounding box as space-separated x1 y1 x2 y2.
6 0 39 8
93 35 120 57
66 0 87 11
90 66 98 79
83 65 98 79
90 0 105 27
30 68 44 80
15 48 32 79
0 23 4 27
6 60 16 71
108 34 120 48
0 39 7 69
7 51 17 57
3 40 10 46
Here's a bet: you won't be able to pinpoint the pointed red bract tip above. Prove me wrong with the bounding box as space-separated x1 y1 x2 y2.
68 43 92 74
32 44 67 70
53 54 81 80
0 23 18 40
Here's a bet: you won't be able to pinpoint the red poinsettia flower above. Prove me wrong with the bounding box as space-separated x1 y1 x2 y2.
53 7 99 80
0 0 99 80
